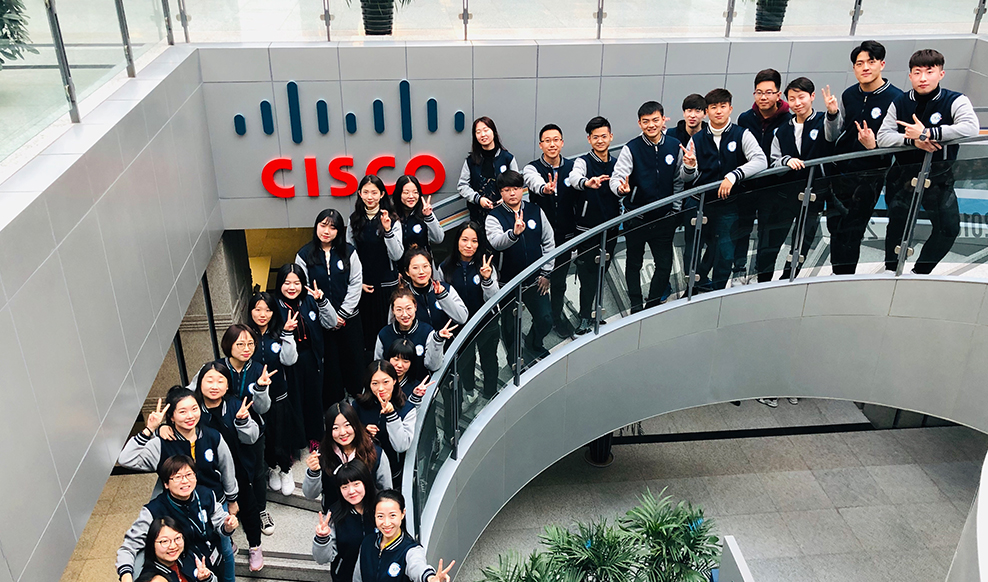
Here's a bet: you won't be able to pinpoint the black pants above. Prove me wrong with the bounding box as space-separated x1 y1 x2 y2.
827 169 885 275
235 442 265 547
624 213 676 312
766 184 826 281
733 185 777 276
575 230 618 319
359 283 395 358
288 348 325 444
499 285 552 363
884 168 960 274
323 317 365 405
459 315 501 398
549 252 570 324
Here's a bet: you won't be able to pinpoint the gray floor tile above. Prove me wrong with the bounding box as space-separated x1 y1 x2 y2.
806 552 890 582
716 399 782 430
952 497 975 516
781 509 863 556
890 428 970 464
636 414 677 435
516 484 602 530
665 405 730 433
583 479 653 522
738 436 809 473
685 440 753 477
928 545 958 571
760 471 834 512
745 556 820 582
865 464 948 505
714 513 802 560
789 433 863 470
813 467 892 508
898 502 967 549
840 431 916 466
838 505 925 553
700 474 777 516
871 548 949 582
642 477 714 511
631 442 701 480
766 399 831 426
920 461 982 503
815 399 870 425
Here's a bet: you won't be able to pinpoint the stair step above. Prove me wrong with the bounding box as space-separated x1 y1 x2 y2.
266 482 321 512
236 550 330 581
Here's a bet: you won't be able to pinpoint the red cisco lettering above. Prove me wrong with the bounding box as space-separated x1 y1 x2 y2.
328 156 358 197
261 157 294 198
304 156 319 197
365 155 397 194
263 154 446 199
405 154 445 195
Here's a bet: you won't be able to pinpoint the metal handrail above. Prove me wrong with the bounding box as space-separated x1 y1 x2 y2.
402 134 988 537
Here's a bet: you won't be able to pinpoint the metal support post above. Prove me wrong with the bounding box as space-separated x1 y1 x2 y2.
975 0 987 33
724 0 737 37
593 229 607 335
173 332 189 387
113 0 136 77
160 0 174 45
44 0 80 123
460 0 471 41
451 357 460 460
595 0 605 40
895 152 935 276
176 0 190 42
513 285 523 386
788 166 817 283
322 0 332 41
201 273 221 360
687 193 707 300
849 0 863 35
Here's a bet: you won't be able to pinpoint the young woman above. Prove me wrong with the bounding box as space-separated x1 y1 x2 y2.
246 291 303 534
296 208 366 404
373 288 453 383
302 401 392 512
354 361 418 483
312 460 379 582
457 116 519 223
348 175 404 356
402 247 469 333
193 361 266 572
349 490 454 582
135 517 215 582
392 175 444 254
274 263 340 453
437 222 501 397
384 338 423 402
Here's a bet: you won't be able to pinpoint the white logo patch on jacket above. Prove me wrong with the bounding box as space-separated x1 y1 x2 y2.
309 310 317 321
204 448 214 463
388 563 402 577
809 129 819 141
665 153 675 165
500 164 507 173
930 112 943 125
871 106 882 119
473 274 481 285
271 343 281 354
527 219 537 229
412 224 423 234
337 259 344 271
727 141 737 152
415 344 425 356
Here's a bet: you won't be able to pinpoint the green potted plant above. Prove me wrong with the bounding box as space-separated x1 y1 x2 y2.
348 0 411 35
542 520 639 582
0 0 39 70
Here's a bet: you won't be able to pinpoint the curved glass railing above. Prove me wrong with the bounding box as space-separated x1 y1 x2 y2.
402 135 988 537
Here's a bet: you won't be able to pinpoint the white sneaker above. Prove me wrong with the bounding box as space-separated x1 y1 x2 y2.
787 398 799 405
757 398 779 408
280 471 296 496
268 468 281 492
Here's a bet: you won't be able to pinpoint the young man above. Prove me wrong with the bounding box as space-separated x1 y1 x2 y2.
523 124 577 337
767 77 841 281
611 101 685 313
735 69 792 284
570 116 620 334
486 170 555 360
878 48 979 274
670 94 708 146
681 89 768 291
829 40 903 275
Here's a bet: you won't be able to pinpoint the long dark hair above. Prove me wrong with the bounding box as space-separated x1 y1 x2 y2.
308 208 349 272
440 221 489 283
319 401 378 473
246 291 284 338
401 247 434 287
356 360 406 410
470 116 504 166
391 175 424 221
331 459 378 525
350 175 394 241
162 386 200 430
194 361 235 404
274 263 309 306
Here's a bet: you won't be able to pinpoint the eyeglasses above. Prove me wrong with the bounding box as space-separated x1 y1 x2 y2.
156 535 184 548
233 341 255 349
169 471 195 483
540 138 563 144
754 90 779 97
393 307 415 315
589 134 611 141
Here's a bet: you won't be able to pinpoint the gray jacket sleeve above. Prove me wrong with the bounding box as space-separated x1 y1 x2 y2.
117 431 161 472
374 336 384 361
672 147 684 211
209 491 235 536
770 134 786 168
485 213 516 252
377 455 393 490
385 406 417 453
570 156 589 190
509 158 520 172
346 223 355 246
235 414 260 445
116 506 153 579
435 284 469 324
384 221 404 261
312 528 338 566
342 249 363 319
539 209 556 275
609 145 634 195
936 95 979 142
303 468 322 500
825 110 842 142
250 382 271 415
483 266 500 302
215 438 239 502
424 213 444 244
424 331 444 372
523 163 548 195
727 130 768 184
317 297 340 331
457 160 481 204
404 545 438 582
353 549 364 582
877 102 905 147
294 252 309 281
279 331 298 366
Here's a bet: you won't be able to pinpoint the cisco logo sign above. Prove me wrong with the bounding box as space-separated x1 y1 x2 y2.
235 80 464 200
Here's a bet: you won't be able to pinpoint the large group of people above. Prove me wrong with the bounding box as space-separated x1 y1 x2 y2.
115 42 979 581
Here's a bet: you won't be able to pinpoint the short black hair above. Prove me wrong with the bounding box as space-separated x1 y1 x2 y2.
637 101 664 119
754 69 782 90
159 455 196 483
496 169 524 191
851 40 886 63
682 93 707 111
220 324 257 359
539 123 563 141
704 88 733 108
909 49 945 70
585 116 611 135
785 76 815 97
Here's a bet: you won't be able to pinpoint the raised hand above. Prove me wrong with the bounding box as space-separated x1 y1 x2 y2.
284 309 299 332
227 501 239 516
305 280 324 301
513 209 526 235
379 209 392 232
376 391 394 416
617 176 631 195
306 451 321 472
896 114 926 141
438 320 458 340
366 424 379 437
822 85 839 115
235 397 252 420
316 511 333 537
479 254 493 280
147 398 170 432
257 365 277 387
422 195 434 216
479 197 495 210
158 425 176 441
194 555 213 581
680 141 697 168
537 275 550 296
224 513 239 533
786 158 806 171
585 174 609 189
432 279 446 295
427 559 456 582
413 376 433 398
362 284 375 294
854 120 877 150
543 172 557 195
717 176 734 199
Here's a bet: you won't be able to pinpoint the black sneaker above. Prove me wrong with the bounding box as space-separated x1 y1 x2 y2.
554 318 576 337
259 511 275 536
575 318 593 335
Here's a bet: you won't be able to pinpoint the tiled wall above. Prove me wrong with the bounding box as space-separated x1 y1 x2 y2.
0 47 220 582
202 36 985 231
